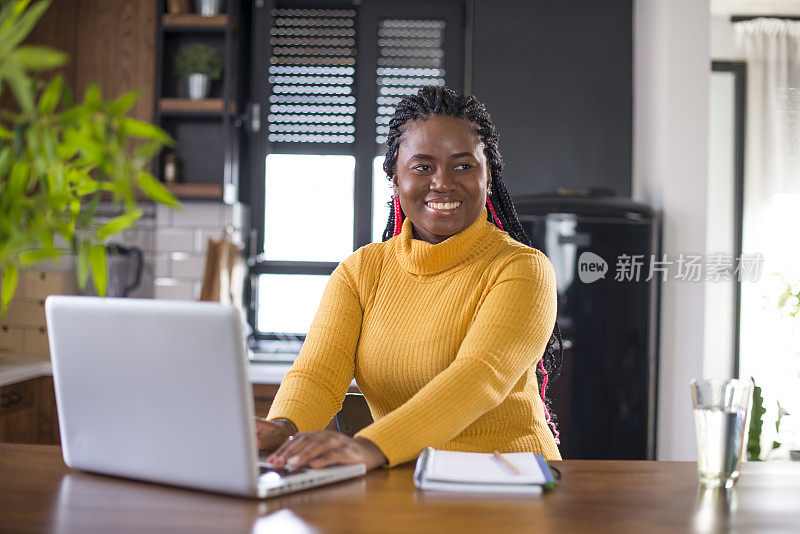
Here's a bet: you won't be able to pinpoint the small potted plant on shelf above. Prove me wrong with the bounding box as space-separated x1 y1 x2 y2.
174 43 223 100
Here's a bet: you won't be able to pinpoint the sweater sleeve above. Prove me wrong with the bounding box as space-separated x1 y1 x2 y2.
266 255 364 431
354 251 557 466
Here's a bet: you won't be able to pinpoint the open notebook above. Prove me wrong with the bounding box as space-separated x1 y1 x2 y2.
413 448 556 494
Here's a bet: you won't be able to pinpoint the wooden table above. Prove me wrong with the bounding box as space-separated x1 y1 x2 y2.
2 444 800 533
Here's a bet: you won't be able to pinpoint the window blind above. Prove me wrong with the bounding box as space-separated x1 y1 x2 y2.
267 7 357 144
375 19 446 145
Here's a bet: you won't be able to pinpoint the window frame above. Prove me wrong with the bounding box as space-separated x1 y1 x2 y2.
245 0 465 341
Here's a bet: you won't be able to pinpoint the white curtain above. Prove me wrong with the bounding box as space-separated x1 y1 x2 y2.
735 18 800 458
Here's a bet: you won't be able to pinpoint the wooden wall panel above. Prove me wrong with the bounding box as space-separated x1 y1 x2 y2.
1 0 77 113
19 0 157 123
73 0 158 123
24 0 79 90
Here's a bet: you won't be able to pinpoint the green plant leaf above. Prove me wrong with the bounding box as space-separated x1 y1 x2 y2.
76 192 100 228
41 127 57 161
0 0 50 57
136 170 179 207
1 263 18 309
108 90 139 116
132 140 167 164
64 128 103 161
11 45 66 70
19 247 62 266
89 243 107 296
747 377 765 461
4 59 34 113
13 0 35 16
119 118 171 143
0 147 12 177
57 104 89 123
76 239 90 289
74 179 99 196
8 161 29 197
0 0 174 310
96 209 142 242
39 227 53 250
84 83 101 108
38 72 63 114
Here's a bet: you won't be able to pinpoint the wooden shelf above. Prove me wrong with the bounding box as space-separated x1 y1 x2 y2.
162 13 228 30
159 98 236 115
165 183 223 199
100 183 222 202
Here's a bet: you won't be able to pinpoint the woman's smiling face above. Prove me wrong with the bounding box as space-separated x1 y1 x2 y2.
393 115 490 244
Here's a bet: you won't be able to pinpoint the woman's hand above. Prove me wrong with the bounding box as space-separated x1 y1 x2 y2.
266 430 387 471
254 417 295 453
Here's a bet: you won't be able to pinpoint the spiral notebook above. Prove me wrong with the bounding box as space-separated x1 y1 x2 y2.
413 448 556 494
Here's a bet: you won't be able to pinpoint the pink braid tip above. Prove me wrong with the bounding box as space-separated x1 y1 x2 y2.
486 197 504 230
392 195 403 237
539 359 560 444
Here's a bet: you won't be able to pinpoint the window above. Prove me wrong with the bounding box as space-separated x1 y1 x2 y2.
263 153 355 262
246 1 465 345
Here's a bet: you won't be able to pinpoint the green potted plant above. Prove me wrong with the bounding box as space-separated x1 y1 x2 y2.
0 0 180 308
173 43 223 100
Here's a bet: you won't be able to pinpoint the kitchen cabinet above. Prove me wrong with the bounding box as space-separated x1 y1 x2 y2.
251 383 279 419
0 376 60 445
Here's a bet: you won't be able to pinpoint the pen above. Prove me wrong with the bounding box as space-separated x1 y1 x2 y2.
492 450 520 475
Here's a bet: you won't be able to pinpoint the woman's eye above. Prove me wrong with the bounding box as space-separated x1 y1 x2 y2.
413 164 432 172
455 163 473 170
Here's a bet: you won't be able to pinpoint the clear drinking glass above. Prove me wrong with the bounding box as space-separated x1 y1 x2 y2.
690 379 753 489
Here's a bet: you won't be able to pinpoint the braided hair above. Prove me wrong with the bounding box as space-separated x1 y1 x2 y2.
380 85 563 443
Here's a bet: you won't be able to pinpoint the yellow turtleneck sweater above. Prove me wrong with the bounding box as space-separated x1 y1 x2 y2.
267 210 561 466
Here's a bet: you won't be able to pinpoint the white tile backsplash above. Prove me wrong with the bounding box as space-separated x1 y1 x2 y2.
154 279 195 301
117 228 152 250
172 202 222 227
155 203 174 226
152 254 170 278
155 228 195 253
170 253 207 279
27 200 248 304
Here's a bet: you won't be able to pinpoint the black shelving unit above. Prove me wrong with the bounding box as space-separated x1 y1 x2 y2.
154 1 244 201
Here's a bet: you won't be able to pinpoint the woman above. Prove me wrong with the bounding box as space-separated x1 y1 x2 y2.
258 86 561 470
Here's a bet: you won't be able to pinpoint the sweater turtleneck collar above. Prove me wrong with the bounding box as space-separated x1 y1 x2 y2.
394 208 495 276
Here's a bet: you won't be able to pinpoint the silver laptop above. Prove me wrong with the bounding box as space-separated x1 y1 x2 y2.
45 296 365 498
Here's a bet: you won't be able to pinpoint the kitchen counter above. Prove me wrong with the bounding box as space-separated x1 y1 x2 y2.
0 354 52 387
0 354 294 387
247 361 294 384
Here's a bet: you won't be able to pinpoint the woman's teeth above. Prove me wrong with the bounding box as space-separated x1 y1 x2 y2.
427 201 461 210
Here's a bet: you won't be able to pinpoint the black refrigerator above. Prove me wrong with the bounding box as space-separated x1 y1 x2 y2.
515 194 660 460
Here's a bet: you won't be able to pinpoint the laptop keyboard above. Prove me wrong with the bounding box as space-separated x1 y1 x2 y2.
259 465 308 476
258 453 308 476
